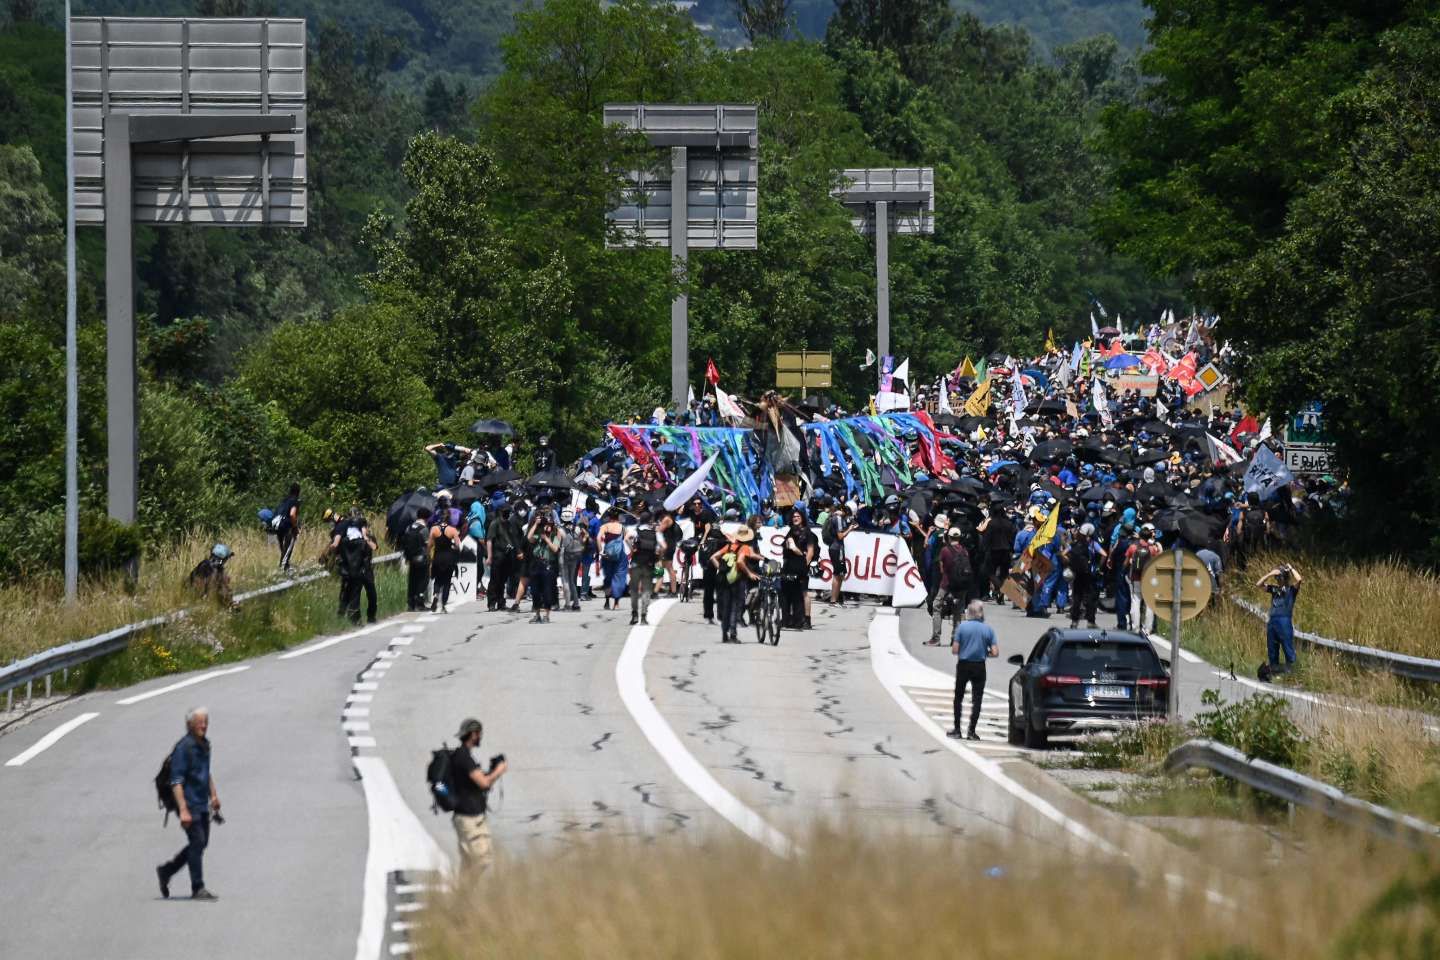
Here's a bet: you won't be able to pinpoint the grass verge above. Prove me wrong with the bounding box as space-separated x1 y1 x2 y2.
415 824 1438 959
0 524 358 667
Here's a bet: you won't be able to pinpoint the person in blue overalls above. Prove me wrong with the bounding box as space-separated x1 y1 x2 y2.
1257 563 1303 676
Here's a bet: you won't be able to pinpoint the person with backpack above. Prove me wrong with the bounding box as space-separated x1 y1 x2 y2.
1066 523 1106 629
525 503 562 624
485 499 523 612
186 543 234 605
710 526 759 643
403 507 432 611
155 707 221 901
444 718 507 872
273 483 301 573
688 497 723 623
926 528 972 645
822 503 855 607
464 501 487 601
558 507 588 611
429 512 462 614
627 510 660 625
597 508 627 612
333 509 378 624
1123 524 1162 634
1110 522 1137 629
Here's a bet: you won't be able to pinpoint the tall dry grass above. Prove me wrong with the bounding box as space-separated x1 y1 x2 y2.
416 823 1436 960
0 524 338 666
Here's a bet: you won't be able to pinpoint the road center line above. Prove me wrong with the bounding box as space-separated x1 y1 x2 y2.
115 665 251 706
4 712 100 766
615 598 798 858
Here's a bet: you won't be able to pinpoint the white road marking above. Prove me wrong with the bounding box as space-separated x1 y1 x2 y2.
354 682 380 692
394 883 431 896
375 651 402 659
115 665 251 706
371 661 393 671
280 622 389 660
343 721 372 732
394 902 424 913
390 921 417 933
344 708 372 718
4 712 100 766
361 671 385 681
869 611 1119 856
401 625 426 635
348 694 374 704
388 638 414 646
349 736 378 748
1147 633 1204 664
415 616 439 623
616 598 798 858
352 755 449 960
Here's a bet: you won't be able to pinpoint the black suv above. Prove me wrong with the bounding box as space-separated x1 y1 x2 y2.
1007 628 1169 749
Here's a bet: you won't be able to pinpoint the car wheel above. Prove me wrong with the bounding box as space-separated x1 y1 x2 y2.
1022 694 1048 750
1007 694 1024 746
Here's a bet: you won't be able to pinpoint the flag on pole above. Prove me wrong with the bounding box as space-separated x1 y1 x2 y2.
715 386 745 422
1010 369 1029 419
1093 377 1112 427
962 378 992 416
891 357 910 389
860 349 876 370
1140 347 1169 375
1026 504 1060 556
1069 341 1082 372
1243 444 1295 499
1044 328 1057 354
1206 432 1243 465
1155 398 1169 420
1080 346 1092 381
705 358 720 386
959 356 977 379
937 377 953 415
1090 312 1100 339
1258 417 1273 442
687 384 695 407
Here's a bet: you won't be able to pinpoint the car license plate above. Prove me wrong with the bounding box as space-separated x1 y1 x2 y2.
1086 685 1131 699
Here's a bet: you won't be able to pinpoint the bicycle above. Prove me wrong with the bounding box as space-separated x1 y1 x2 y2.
678 537 700 602
752 559 782 646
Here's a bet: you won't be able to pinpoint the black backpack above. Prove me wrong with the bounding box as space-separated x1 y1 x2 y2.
945 546 972 586
402 521 429 563
426 745 457 813
633 525 658 561
154 739 182 824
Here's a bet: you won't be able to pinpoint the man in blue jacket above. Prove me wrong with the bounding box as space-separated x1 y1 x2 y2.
157 707 221 901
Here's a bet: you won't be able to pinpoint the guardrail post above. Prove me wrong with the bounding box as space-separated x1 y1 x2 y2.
26 679 32 704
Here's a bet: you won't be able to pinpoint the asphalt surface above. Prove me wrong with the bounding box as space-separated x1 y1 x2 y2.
0 581 1268 960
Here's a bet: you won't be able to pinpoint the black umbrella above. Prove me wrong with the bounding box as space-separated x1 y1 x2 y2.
945 476 989 497
1131 448 1169 466
476 468 521 489
933 412 961 429
469 418 515 437
956 415 997 432
526 469 574 492
1135 481 1175 503
1138 420 1174 437
385 488 437 544
1030 439 1074 463
1030 398 1069 416
435 483 484 513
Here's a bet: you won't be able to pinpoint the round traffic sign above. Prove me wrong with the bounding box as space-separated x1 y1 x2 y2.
1138 548 1213 622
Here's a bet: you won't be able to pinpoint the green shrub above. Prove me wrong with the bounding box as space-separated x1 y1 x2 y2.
1193 689 1309 769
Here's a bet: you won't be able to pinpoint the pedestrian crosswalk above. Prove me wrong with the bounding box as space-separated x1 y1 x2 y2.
901 684 1030 757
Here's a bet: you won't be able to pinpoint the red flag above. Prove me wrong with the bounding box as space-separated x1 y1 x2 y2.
1140 348 1169 376
1166 352 1197 383
1229 415 1260 445
705 358 720 386
1105 340 1127 358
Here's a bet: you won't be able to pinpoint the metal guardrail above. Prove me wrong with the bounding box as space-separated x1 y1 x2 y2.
0 552 402 706
1165 738 1440 852
1231 596 1440 684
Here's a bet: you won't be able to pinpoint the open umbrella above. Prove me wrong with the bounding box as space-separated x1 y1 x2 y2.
435 484 484 513
476 468 521 490
1098 326 1121 336
1030 397 1069 416
1029 439 1074 463
469 418 515 437
385 488 436 544
1104 354 1141 370
1135 480 1176 503
527 469 575 492
1131 448 1169 466
945 476 989 497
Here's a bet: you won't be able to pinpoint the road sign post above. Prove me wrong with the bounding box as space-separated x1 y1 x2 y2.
1139 547 1214 718
832 168 933 383
604 104 759 410
73 16 308 539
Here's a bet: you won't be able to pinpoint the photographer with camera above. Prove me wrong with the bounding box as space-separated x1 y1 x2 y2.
525 500 562 623
449 718 506 872
822 502 855 607
1257 562 1303 677
485 497 524 612
558 507 588 611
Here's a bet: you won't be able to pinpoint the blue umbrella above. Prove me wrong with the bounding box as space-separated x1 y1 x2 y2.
986 460 1019 474
1105 354 1141 370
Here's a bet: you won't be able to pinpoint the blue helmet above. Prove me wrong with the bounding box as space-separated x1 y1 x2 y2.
211 543 232 562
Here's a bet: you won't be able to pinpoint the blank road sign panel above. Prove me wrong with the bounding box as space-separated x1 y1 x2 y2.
72 17 307 227
604 103 758 250
834 167 935 236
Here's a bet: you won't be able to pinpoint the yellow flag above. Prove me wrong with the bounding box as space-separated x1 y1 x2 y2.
962 378 991 416
1045 328 1057 354
959 356 977 379
1027 504 1060 556
868 394 877 416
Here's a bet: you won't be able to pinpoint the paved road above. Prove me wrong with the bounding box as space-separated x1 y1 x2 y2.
2 586 1225 960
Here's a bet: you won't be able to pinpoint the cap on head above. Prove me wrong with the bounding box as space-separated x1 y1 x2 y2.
457 717 483 740
946 528 962 541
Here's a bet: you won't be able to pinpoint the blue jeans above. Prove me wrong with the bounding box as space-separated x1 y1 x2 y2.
161 812 210 893
1115 576 1132 630
1267 616 1296 668
1032 567 1062 613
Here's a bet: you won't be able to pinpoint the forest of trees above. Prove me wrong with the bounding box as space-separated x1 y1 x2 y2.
3 0 1437 571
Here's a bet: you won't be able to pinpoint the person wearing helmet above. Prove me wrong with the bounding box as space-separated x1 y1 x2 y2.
187 544 234 604
557 507 588 611
533 435 556 472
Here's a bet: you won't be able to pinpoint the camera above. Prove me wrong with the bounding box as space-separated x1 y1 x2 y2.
489 753 506 770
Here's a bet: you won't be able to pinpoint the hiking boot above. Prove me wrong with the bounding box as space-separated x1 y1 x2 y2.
156 865 170 899
191 888 219 902
530 614 543 624
570 603 580 611
966 731 981 741
629 613 639 625
640 615 649 625
946 728 964 740
430 597 439 613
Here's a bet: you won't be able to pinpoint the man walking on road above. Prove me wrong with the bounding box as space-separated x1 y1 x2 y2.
948 601 999 741
451 718 507 871
157 707 221 901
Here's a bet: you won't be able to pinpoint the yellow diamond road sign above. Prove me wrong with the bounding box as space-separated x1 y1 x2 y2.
1139 549 1213 622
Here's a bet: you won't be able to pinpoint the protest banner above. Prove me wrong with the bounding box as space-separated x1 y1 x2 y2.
1113 372 1160 396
